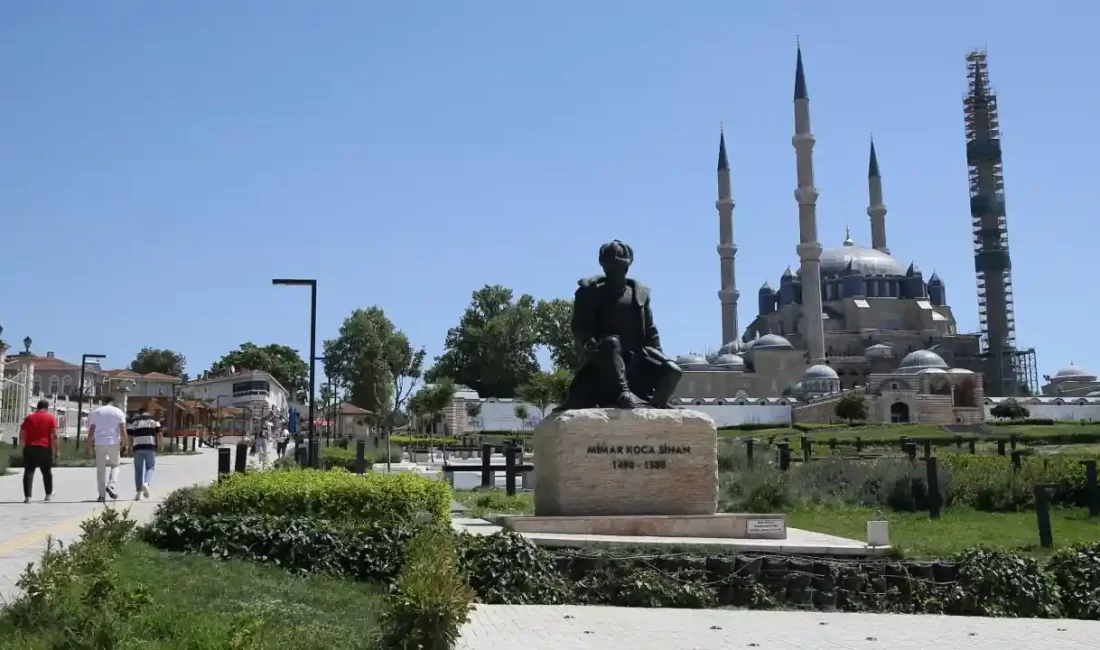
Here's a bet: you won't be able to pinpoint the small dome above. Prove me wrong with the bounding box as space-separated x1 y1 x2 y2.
676 353 709 370
752 334 794 350
717 340 743 355
1087 391 1100 397
713 353 746 368
928 271 944 286
864 343 895 359
1053 364 1095 381
899 349 949 371
947 367 974 375
759 281 774 293
802 364 839 380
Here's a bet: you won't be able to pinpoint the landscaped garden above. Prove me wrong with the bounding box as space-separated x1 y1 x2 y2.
3 433 1099 647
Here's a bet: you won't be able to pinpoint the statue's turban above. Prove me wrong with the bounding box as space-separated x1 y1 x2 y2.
598 240 634 266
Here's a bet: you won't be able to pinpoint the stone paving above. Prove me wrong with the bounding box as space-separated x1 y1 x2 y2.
455 605 1100 649
0 447 220 604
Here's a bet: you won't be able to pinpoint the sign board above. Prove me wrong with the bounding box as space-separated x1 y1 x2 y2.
746 518 784 535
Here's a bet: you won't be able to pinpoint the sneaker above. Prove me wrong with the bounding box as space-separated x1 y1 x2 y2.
44 495 52 503
106 486 118 500
141 484 150 498
23 497 30 504
96 496 106 504
134 493 142 501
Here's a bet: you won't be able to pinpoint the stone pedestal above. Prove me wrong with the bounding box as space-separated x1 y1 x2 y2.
533 408 719 517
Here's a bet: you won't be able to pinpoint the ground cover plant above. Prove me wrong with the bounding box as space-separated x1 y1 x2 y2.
452 488 533 519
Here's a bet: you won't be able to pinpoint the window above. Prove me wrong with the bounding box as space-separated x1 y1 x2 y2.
61 376 73 397
232 380 271 397
32 377 41 396
48 375 59 395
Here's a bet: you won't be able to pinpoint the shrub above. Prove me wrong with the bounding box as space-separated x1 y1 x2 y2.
197 468 452 525
989 401 1030 420
948 547 1062 618
141 511 414 583
378 528 474 650
1047 542 1100 619
456 531 569 604
941 452 1090 511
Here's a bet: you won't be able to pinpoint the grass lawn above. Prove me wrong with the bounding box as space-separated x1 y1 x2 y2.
785 505 1100 558
453 488 534 519
0 541 384 650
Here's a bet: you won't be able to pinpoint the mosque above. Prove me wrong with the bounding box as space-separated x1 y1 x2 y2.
666 45 1080 425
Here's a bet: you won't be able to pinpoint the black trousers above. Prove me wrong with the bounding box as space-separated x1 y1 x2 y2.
22 445 53 498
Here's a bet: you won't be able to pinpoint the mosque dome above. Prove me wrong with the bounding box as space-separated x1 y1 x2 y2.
802 364 839 380
752 334 794 350
864 343 895 359
676 353 709 370
712 353 746 369
1053 364 1095 382
819 244 908 278
898 349 949 372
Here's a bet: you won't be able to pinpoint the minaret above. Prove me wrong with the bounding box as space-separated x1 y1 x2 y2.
792 43 826 365
716 125 740 344
867 139 889 253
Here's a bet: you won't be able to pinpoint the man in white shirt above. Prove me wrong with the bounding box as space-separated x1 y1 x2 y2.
85 396 128 502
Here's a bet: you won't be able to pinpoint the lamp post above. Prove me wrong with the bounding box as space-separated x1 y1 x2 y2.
75 353 106 448
273 278 317 467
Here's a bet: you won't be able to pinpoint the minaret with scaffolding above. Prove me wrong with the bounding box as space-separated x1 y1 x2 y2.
963 50 1036 396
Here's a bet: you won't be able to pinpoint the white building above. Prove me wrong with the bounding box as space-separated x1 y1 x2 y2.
180 370 290 418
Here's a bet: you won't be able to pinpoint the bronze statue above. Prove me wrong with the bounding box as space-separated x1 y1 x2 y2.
557 240 682 410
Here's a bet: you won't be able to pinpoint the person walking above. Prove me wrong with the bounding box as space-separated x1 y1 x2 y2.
127 407 161 500
85 396 128 502
20 400 58 504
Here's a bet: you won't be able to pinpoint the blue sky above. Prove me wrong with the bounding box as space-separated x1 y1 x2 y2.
2 1 1094 387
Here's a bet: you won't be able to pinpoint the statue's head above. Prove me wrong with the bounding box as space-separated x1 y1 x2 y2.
598 240 633 282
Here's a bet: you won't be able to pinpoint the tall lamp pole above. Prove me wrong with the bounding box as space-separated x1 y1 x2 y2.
272 278 317 467
75 353 106 448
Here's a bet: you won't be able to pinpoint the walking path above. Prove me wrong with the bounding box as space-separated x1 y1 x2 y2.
0 448 220 604
455 605 1100 649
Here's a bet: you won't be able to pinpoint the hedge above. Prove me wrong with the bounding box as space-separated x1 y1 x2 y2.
139 508 1100 619
188 468 451 525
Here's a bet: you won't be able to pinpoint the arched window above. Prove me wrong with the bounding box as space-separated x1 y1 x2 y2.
61 376 73 397
48 375 60 395
32 377 41 396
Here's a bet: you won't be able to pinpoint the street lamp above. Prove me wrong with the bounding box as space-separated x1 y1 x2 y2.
75 353 106 448
273 278 317 467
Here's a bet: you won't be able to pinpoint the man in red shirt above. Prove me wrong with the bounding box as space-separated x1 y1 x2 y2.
20 400 58 503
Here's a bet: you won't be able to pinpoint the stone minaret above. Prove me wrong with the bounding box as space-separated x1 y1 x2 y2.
867 139 889 253
792 44 826 365
716 126 740 344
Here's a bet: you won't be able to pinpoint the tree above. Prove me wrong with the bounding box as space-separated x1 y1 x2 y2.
535 298 581 372
834 393 869 424
409 379 457 437
210 343 308 399
990 400 1030 420
425 285 541 398
465 401 482 420
516 369 572 417
514 403 530 422
130 347 187 379
323 307 425 432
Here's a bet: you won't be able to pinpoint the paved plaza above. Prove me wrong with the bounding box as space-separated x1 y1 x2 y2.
0 447 220 603
456 605 1100 649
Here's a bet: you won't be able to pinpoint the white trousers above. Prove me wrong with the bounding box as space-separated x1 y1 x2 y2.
256 437 269 465
95 444 121 498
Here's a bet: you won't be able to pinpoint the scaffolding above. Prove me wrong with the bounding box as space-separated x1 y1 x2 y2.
964 50 1023 396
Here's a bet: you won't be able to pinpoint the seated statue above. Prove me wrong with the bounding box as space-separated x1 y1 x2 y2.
557 240 683 410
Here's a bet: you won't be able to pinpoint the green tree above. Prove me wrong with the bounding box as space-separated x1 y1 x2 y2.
425 285 540 398
323 307 425 431
516 369 572 417
465 401 482 420
513 403 530 422
130 347 187 379
210 343 307 399
834 392 869 424
990 400 1030 420
535 298 581 372
409 379 457 437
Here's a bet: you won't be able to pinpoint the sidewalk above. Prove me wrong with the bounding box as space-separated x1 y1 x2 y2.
0 448 220 604
456 605 1100 649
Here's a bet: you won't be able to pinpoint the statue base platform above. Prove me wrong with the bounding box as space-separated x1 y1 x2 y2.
498 513 787 539
533 407 718 517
